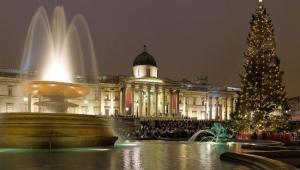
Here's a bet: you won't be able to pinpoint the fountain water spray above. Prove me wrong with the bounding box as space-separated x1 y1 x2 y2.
21 6 98 82
189 123 231 143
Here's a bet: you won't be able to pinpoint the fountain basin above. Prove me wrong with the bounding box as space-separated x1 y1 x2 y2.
23 80 91 112
23 81 90 98
0 113 117 148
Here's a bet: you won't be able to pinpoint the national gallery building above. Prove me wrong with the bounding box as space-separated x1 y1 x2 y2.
0 46 239 121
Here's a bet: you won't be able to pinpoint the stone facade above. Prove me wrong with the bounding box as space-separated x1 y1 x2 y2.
0 47 239 121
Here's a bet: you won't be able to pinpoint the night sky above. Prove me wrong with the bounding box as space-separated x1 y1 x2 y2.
0 0 299 97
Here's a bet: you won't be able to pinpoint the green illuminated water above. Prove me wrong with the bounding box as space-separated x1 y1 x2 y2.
0 141 249 170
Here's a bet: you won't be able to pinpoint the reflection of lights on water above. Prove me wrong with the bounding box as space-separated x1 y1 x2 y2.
23 97 28 102
123 147 141 170
0 148 110 153
120 141 142 170
179 144 188 170
124 150 130 169
132 147 141 170
84 100 88 104
206 143 212 152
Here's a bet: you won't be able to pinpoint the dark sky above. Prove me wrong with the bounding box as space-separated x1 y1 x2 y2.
0 0 299 97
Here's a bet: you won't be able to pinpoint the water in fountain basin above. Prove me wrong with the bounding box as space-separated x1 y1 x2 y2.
21 6 98 83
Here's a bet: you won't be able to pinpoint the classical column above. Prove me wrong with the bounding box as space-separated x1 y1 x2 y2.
176 90 180 115
209 97 212 120
231 97 234 114
162 88 166 114
147 85 151 116
38 97 42 112
183 96 186 117
110 91 114 115
205 96 208 119
121 87 125 115
139 84 143 117
119 88 122 114
216 97 219 120
219 97 223 120
169 90 173 114
225 97 228 121
131 84 135 116
100 88 104 115
28 94 31 112
155 86 158 116
98 87 102 115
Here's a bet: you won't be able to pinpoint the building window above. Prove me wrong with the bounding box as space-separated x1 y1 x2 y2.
81 106 88 114
24 104 28 112
105 109 109 116
7 86 12 96
94 106 100 115
147 68 151 77
68 107 75 113
95 89 100 99
105 94 109 101
202 97 205 106
6 103 13 112
192 111 197 117
114 94 119 101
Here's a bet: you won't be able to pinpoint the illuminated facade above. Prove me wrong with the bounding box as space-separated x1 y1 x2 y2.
0 46 239 120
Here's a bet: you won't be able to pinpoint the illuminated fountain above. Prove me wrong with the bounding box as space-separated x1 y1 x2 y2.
23 81 90 112
0 6 117 148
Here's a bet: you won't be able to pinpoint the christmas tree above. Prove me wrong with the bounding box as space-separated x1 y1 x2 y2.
229 92 249 134
239 0 289 132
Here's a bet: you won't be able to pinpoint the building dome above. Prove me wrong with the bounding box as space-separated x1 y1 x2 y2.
132 45 158 78
133 45 157 67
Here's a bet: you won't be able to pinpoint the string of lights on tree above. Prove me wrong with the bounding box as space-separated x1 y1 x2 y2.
230 0 289 133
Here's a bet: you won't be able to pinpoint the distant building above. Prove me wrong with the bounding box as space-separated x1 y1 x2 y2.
288 96 300 129
0 46 239 120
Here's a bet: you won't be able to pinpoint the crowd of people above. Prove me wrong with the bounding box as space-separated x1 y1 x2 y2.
133 119 225 139
115 117 299 144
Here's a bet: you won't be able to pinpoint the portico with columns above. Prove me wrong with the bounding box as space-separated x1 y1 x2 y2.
120 45 181 117
121 83 181 117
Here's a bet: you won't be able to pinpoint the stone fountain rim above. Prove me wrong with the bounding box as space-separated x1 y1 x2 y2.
22 80 91 98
